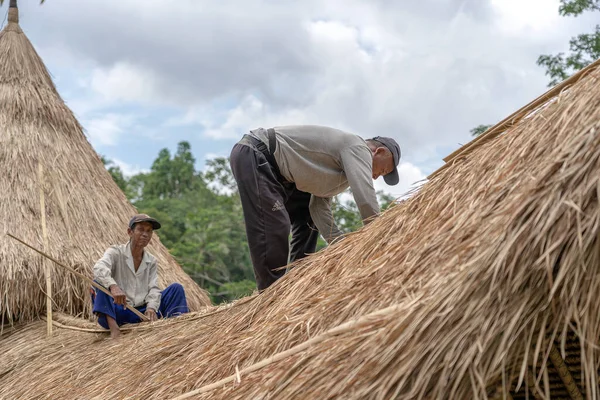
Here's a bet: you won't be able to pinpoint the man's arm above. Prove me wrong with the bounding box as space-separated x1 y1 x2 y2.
93 248 128 305
340 144 380 224
309 196 344 244
144 260 161 314
93 248 118 289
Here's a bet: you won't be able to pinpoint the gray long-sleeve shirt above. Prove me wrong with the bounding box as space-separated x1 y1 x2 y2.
93 242 161 311
252 125 379 243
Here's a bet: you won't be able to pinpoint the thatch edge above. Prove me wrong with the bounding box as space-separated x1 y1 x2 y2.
430 56 600 179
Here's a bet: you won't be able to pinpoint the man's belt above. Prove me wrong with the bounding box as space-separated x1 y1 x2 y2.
245 128 286 182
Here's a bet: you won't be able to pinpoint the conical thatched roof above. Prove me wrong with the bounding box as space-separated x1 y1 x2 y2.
0 5 211 325
2 9 600 400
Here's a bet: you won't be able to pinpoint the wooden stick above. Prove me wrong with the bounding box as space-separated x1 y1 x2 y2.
6 233 149 321
170 302 412 399
39 163 52 337
42 315 181 334
42 317 110 333
42 317 147 333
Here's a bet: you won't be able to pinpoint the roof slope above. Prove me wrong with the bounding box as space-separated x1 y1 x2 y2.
2 11 600 400
0 6 211 325
2 56 600 399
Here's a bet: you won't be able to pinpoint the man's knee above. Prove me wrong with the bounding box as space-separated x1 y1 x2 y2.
166 282 185 294
96 313 109 329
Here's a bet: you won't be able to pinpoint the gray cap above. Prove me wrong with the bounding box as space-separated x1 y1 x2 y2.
129 213 161 230
370 136 401 185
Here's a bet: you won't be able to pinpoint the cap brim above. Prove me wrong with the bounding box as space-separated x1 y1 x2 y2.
383 168 399 186
149 220 161 230
148 220 161 230
135 218 161 230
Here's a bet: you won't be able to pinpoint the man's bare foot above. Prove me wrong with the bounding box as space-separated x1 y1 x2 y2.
110 330 121 340
106 315 121 340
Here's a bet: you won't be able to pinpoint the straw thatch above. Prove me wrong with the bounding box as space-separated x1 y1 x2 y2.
1 51 600 398
3 5 600 399
0 5 211 326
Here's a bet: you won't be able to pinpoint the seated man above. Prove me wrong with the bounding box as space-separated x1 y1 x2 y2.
92 214 189 338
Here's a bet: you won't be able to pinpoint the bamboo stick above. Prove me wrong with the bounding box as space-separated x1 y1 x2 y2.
43 316 175 333
6 233 149 322
39 163 52 337
170 302 409 399
42 317 109 333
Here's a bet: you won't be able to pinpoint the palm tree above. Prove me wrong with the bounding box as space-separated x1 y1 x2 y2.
0 0 46 6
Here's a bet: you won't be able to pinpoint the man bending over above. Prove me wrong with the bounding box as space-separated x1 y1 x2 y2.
230 125 401 291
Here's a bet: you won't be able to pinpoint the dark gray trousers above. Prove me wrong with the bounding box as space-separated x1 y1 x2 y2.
230 137 319 291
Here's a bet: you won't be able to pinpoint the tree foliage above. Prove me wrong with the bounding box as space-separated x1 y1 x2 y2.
102 142 394 303
470 124 492 137
559 0 600 16
470 1 599 137
538 0 600 86
100 155 133 199
0 0 45 7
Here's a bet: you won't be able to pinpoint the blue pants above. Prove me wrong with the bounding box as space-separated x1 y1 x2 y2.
92 283 189 329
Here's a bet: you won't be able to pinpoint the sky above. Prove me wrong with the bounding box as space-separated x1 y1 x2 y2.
2 0 596 199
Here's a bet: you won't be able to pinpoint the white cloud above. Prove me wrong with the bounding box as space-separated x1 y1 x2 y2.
83 114 134 147
186 95 311 140
376 162 427 197
156 1 568 161
491 0 561 35
204 96 266 139
111 158 149 177
14 0 592 174
90 62 159 104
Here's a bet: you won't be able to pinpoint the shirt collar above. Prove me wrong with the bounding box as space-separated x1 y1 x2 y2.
125 241 151 273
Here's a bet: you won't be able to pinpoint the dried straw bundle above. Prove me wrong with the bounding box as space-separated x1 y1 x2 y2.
1 58 600 399
0 7 211 326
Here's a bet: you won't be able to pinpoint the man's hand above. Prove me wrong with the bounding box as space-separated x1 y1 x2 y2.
145 308 158 322
109 285 127 306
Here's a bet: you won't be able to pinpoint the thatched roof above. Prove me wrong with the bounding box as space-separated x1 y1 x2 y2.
0 4 211 326
1 51 600 398
2 6 600 400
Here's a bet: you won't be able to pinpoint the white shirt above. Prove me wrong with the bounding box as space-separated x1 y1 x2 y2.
93 242 161 311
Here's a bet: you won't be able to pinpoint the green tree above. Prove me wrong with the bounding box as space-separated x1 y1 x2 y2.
128 151 255 303
0 0 45 7
101 149 400 304
315 190 397 250
137 141 198 200
537 0 600 86
100 155 133 198
470 124 492 137
171 142 196 196
204 157 238 194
